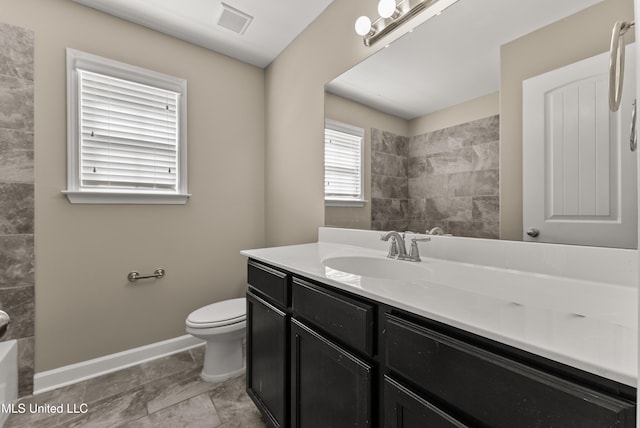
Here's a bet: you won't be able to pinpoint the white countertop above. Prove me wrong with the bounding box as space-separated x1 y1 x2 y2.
242 233 638 388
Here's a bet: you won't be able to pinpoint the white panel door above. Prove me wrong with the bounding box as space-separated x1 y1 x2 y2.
523 45 637 248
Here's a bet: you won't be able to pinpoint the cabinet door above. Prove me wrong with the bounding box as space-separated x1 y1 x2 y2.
291 319 372 428
384 376 468 428
247 291 288 428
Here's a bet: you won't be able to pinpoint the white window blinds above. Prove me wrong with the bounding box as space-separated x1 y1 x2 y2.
324 120 364 203
78 70 179 192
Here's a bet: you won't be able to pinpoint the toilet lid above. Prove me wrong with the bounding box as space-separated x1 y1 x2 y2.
187 297 246 328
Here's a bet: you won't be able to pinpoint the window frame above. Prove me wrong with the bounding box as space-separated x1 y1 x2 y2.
64 48 189 204
324 119 365 207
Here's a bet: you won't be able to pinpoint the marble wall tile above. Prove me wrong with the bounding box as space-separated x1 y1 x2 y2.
404 115 500 238
371 220 409 232
407 198 426 220
372 116 499 237
0 75 34 131
0 148 33 183
410 132 450 156
408 174 448 199
0 183 33 234
0 235 34 288
17 336 34 398
472 141 499 171
372 152 406 177
448 170 499 197
447 220 499 239
444 115 500 150
472 196 500 223
0 129 34 185
0 22 35 397
0 286 34 339
371 128 408 156
371 198 407 222
424 197 473 223
0 24 34 81
407 156 425 179
426 147 476 175
371 175 407 199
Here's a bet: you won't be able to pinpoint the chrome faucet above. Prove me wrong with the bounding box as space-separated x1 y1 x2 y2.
380 231 430 262
380 231 408 259
427 226 445 235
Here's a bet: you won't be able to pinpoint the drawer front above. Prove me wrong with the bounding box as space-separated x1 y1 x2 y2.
292 278 374 356
247 260 289 307
385 314 635 428
384 376 468 428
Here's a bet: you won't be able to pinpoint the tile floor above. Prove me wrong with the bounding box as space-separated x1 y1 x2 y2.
5 346 266 427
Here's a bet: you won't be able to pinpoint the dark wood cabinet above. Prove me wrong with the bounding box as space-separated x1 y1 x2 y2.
384 313 636 428
383 376 468 428
291 278 375 357
245 259 636 428
247 266 290 428
290 319 372 428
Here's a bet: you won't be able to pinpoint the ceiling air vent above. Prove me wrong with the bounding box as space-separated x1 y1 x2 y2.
217 3 253 35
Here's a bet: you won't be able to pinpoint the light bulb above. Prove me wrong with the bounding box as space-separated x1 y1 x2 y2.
377 0 396 18
354 16 372 36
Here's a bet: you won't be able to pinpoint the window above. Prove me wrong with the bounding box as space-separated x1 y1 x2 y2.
324 119 365 206
64 48 189 204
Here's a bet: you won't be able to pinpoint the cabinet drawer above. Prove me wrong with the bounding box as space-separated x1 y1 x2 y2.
384 376 468 428
292 278 374 356
247 260 289 307
385 314 635 428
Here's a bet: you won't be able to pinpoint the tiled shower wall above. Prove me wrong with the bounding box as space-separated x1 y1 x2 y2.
371 115 500 239
0 22 35 397
371 128 410 231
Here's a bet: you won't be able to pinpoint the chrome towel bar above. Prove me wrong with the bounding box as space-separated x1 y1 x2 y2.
128 268 165 282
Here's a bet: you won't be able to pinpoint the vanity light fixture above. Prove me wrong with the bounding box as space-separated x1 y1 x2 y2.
355 0 458 46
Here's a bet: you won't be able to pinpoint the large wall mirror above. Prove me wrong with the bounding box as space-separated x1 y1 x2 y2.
324 0 637 249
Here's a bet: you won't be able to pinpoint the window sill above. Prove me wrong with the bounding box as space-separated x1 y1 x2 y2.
62 190 191 205
325 199 366 208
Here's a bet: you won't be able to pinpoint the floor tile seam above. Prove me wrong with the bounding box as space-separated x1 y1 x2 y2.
84 364 199 406
134 350 201 387
146 390 215 420
62 387 149 428
205 392 227 428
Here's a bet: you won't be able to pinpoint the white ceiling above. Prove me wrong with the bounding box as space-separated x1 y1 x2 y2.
72 0 335 68
326 0 605 120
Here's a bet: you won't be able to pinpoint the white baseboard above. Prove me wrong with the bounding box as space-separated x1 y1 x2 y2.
33 335 205 394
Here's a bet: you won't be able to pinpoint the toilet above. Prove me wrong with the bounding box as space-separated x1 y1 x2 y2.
186 297 246 382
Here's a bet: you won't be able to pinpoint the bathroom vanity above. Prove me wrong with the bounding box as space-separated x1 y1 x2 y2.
242 228 637 428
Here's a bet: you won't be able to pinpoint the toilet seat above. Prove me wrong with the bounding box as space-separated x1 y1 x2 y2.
186 297 246 329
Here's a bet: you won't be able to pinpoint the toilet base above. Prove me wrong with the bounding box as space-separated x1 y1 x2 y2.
200 366 245 383
197 327 245 383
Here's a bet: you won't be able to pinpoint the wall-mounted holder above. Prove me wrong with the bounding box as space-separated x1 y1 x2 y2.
0 311 10 341
128 269 165 283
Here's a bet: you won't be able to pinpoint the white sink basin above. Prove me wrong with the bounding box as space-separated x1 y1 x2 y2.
322 256 431 281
